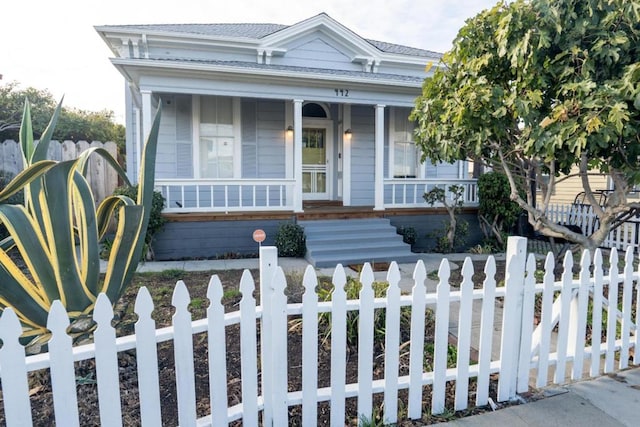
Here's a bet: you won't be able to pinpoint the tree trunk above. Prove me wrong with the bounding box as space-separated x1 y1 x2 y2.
448 214 457 251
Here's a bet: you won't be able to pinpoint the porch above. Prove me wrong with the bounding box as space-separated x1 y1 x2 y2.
152 192 483 262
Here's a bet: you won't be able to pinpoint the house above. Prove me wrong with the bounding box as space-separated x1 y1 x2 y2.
95 13 481 264
537 166 610 205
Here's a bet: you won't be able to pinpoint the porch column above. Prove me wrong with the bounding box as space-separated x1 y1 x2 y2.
343 104 352 206
134 107 141 183
140 89 152 185
374 104 385 210
293 99 304 212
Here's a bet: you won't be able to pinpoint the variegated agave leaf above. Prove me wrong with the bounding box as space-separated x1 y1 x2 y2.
0 99 161 342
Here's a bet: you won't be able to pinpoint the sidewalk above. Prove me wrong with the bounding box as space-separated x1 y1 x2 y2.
108 252 505 287
442 366 640 426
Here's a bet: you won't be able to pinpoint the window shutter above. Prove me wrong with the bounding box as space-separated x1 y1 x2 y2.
174 96 193 178
241 100 258 178
176 143 193 178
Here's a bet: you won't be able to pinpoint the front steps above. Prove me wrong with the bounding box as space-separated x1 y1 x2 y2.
299 218 418 268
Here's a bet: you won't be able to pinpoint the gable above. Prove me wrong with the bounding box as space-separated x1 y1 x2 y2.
270 34 363 72
259 13 379 71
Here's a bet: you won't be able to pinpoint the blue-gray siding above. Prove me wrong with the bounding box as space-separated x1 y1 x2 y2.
124 86 137 182
241 99 258 178
156 94 193 179
389 213 483 253
256 100 286 177
350 105 375 206
152 213 482 260
153 219 293 260
272 33 363 72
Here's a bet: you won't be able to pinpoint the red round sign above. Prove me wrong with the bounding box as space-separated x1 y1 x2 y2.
252 229 266 243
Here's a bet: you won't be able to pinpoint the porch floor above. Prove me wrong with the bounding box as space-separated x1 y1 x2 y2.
162 202 477 222
297 201 384 220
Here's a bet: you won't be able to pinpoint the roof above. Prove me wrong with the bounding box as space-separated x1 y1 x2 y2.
110 23 288 39
100 22 442 58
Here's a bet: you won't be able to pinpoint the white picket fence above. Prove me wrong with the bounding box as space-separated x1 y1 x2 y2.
545 203 640 253
0 237 639 426
0 139 120 204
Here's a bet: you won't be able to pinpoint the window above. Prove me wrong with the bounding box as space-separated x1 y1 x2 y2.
394 141 417 178
198 96 236 178
392 108 418 178
302 103 328 118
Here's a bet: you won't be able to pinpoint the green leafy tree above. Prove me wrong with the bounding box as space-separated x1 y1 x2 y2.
423 184 467 252
0 82 56 137
412 0 640 254
0 99 160 347
56 107 125 147
0 81 124 149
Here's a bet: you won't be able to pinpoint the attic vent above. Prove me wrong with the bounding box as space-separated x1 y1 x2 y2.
302 103 328 118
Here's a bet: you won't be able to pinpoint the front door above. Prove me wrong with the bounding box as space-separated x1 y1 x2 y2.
302 123 332 200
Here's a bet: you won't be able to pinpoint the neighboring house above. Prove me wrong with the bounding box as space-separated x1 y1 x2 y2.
95 13 481 261
537 165 610 206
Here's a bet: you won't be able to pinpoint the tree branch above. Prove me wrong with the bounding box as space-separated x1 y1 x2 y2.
580 153 604 217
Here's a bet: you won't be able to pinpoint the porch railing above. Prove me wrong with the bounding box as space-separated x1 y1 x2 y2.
384 179 479 208
155 179 296 213
155 178 478 213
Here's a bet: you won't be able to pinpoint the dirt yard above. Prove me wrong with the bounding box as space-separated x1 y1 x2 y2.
1 260 526 426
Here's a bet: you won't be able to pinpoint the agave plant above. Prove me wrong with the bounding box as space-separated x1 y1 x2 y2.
0 99 160 346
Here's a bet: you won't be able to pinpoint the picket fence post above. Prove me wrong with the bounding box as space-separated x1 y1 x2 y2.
48 301 80 427
498 236 527 401
330 265 348 426
93 294 124 427
357 264 376 421
259 246 278 426
239 270 259 426
0 308 32 427
271 267 289 425
301 266 319 425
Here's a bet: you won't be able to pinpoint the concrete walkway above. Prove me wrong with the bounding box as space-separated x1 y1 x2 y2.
442 367 640 426
108 252 504 284
117 253 640 426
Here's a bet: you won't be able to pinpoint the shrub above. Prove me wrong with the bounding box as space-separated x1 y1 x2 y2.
478 171 522 250
396 226 417 246
274 222 306 257
292 276 408 349
0 171 24 241
429 218 469 253
112 184 166 259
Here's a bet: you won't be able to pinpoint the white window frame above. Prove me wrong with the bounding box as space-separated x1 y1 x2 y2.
388 107 422 179
192 95 241 179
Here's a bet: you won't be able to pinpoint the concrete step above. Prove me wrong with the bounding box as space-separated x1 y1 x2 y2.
305 234 405 246
300 219 392 235
299 218 416 268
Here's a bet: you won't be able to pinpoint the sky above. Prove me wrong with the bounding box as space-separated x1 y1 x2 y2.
1 0 499 124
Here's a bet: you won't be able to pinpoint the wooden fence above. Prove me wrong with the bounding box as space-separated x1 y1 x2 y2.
0 139 120 203
0 237 638 426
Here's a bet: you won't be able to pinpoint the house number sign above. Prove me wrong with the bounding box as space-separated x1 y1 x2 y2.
334 89 350 97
